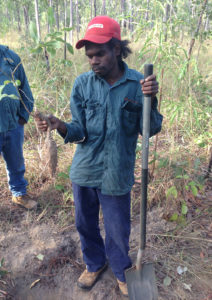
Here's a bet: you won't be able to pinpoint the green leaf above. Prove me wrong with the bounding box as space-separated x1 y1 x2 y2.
29 22 39 43
15 80 21 86
66 43 74 54
31 46 43 54
169 213 178 221
0 258 4 267
4 80 11 85
58 172 69 179
166 186 178 199
36 254 44 261
190 185 198 196
181 202 188 215
158 158 169 168
47 46 56 56
55 184 65 191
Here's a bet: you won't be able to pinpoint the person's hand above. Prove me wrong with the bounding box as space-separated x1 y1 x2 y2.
35 114 60 132
140 74 159 98
18 117 27 125
34 114 67 136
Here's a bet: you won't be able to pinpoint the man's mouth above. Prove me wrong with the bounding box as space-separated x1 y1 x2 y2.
92 67 102 73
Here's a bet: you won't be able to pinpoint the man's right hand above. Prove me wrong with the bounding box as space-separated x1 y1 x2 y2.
35 114 67 135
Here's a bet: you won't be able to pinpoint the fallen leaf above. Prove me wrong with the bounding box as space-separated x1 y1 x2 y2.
36 254 44 261
183 283 192 292
177 266 188 275
30 279 40 289
163 276 172 286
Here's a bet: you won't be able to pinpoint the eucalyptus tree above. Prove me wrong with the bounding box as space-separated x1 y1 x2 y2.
34 0 41 40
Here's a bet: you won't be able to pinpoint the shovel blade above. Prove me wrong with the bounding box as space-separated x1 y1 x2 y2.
125 263 158 300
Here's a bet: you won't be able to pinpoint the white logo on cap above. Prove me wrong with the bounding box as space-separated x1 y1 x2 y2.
88 24 104 30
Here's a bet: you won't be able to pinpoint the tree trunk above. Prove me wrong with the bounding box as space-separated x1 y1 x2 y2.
23 5 29 34
145 0 150 21
101 0 106 15
16 1 21 32
55 0 60 30
121 0 126 29
34 0 41 40
76 0 80 40
64 0 67 60
47 0 53 33
163 4 170 42
128 0 134 33
94 0 97 17
69 0 73 44
90 0 93 19
187 0 208 71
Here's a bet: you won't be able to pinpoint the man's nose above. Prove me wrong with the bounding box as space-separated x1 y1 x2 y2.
91 56 100 65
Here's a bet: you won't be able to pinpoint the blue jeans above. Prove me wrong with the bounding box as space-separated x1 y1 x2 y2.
0 124 28 196
72 183 132 282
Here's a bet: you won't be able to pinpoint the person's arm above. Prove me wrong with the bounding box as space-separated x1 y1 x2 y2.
15 56 34 124
35 78 86 144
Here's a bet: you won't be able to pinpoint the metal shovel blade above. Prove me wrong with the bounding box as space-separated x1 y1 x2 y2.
125 263 158 300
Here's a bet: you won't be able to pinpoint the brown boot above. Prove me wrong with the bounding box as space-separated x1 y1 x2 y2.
117 279 128 297
12 194 37 209
77 264 107 289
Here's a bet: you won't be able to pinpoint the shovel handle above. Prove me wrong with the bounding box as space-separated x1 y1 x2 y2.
140 64 153 251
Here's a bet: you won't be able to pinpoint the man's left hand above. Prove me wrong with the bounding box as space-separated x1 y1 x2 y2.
18 117 27 125
140 74 159 98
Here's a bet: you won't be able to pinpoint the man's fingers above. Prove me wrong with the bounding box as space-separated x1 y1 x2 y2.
144 74 156 81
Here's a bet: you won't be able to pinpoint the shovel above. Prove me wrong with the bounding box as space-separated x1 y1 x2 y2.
125 64 158 300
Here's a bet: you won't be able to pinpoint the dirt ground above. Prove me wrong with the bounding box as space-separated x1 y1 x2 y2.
0 141 212 300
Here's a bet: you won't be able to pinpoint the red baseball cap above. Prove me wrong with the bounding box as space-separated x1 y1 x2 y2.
76 16 121 49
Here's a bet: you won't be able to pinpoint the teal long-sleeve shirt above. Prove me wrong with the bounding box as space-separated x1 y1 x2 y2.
63 63 163 196
0 45 34 133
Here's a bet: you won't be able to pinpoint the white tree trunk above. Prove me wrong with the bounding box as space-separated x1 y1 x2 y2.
34 0 41 40
69 0 73 44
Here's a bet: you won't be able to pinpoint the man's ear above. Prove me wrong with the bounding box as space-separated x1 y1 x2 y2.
114 43 121 56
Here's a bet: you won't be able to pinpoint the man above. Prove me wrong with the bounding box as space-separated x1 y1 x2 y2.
36 16 163 297
0 45 36 209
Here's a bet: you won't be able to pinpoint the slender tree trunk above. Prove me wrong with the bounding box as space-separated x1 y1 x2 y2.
90 0 93 19
128 0 134 33
55 0 60 30
121 0 126 29
145 0 150 21
187 0 208 71
16 2 21 32
76 0 80 40
69 0 73 44
101 0 106 15
163 4 170 41
94 0 97 17
47 0 53 33
64 0 67 60
23 5 29 34
34 0 41 40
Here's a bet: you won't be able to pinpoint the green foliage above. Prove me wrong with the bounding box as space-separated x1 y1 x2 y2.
0 258 8 278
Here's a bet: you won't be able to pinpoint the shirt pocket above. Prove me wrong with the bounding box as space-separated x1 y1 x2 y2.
85 102 104 137
121 101 141 136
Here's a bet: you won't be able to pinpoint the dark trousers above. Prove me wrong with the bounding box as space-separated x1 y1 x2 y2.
72 183 132 282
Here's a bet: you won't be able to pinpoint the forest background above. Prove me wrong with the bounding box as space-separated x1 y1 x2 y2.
0 0 212 299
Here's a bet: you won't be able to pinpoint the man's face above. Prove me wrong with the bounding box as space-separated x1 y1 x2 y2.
85 42 119 78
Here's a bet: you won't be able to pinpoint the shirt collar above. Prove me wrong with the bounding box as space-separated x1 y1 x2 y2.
91 61 138 87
